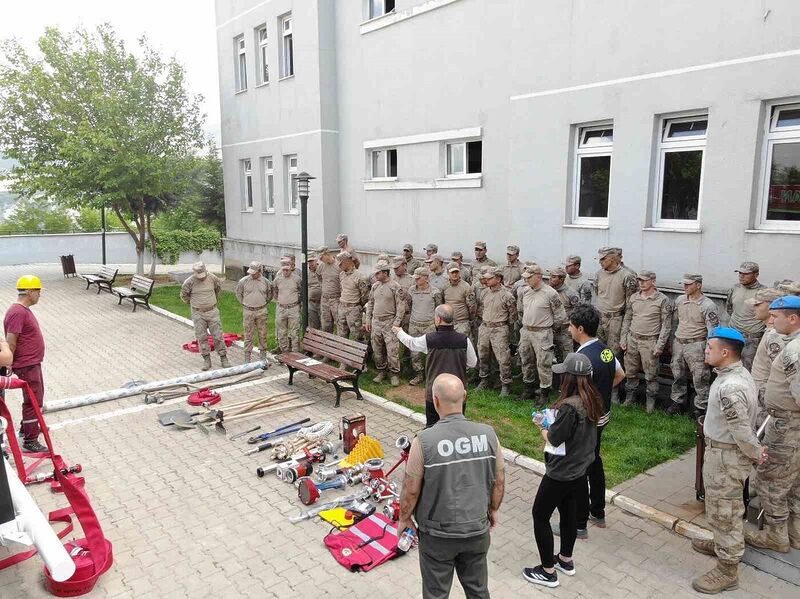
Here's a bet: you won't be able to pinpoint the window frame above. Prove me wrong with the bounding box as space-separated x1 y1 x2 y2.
367 0 396 20
757 101 800 230
369 148 397 180
445 138 482 178
241 159 254 211
280 14 294 79
572 123 614 225
261 156 274 213
653 114 708 229
285 154 299 214
255 25 269 86
234 35 247 93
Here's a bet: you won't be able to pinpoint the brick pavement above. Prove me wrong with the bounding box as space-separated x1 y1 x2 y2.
0 265 795 598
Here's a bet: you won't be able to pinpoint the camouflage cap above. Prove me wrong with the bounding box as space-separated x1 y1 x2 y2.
279 257 292 266
479 268 494 280
282 253 296 261
335 233 348 243
376 253 389 262
425 254 444 264
247 261 262 274
307 252 318 262
735 261 759 274
446 262 461 273
402 243 413 252
337 250 353 261
682 273 703 284
424 243 438 252
548 265 567 278
522 264 543 277
506 245 520 255
777 280 800 296
392 256 406 268
637 269 656 280
745 287 783 306
566 255 582 265
474 241 487 250
412 267 430 279
373 260 391 273
451 251 463 260
192 261 207 274
316 245 331 254
492 267 505 278
598 246 622 257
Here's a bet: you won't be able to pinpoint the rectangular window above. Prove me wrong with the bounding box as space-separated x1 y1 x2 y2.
234 35 247 92
759 102 800 228
446 140 482 176
369 0 395 19
255 25 268 85
370 148 397 179
573 124 613 222
241 159 253 210
285 154 298 213
655 115 707 226
280 14 294 78
262 156 274 212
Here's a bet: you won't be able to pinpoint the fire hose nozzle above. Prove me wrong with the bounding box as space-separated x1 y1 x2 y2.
297 474 347 505
396 435 411 452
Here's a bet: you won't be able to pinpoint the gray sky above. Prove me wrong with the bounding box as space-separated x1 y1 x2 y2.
0 0 221 144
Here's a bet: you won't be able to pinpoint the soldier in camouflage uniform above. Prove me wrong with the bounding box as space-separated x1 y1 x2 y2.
424 243 438 259
477 267 518 397
426 254 447 291
366 261 406 386
307 252 322 330
747 288 787 426
745 295 800 554
726 261 765 371
450 251 472 284
336 251 369 342
336 233 360 269
442 262 476 337
502 245 523 289
473 240 497 268
565 254 593 305
548 265 581 363
667 274 720 415
620 270 672 413
469 266 492 383
181 261 230 371
273 259 302 352
406 267 443 386
689 327 766 594
316 246 341 334
402 244 423 275
235 261 272 363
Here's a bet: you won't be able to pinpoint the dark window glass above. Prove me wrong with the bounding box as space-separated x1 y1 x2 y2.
666 120 707 139
467 141 482 174
388 149 397 177
776 108 800 129
767 142 800 221
577 155 610 218
660 150 702 220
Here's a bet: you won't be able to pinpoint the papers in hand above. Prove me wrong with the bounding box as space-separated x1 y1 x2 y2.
539 408 566 456
297 358 322 366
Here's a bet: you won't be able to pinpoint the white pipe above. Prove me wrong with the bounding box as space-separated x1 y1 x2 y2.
0 419 75 581
44 362 269 413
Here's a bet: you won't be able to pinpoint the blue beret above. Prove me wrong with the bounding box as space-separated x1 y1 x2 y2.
707 326 745 344
770 295 800 310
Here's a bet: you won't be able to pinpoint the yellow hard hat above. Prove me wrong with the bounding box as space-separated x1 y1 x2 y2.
16 275 43 290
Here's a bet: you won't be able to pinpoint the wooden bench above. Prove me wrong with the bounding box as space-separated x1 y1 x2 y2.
80 265 119 294
276 328 368 407
112 275 155 312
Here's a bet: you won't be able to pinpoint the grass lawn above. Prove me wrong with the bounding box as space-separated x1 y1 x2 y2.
151 285 696 487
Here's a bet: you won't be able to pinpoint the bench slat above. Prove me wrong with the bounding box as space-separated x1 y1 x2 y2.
300 338 367 370
278 354 356 382
303 328 368 352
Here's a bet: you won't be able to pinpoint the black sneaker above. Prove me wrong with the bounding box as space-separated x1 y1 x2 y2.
22 439 48 453
553 555 576 576
523 565 559 588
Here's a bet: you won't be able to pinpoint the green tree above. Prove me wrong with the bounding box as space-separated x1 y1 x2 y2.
74 205 126 232
0 25 206 274
195 147 226 234
0 196 73 234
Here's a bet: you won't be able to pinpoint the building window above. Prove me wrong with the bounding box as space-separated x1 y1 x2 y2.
241 159 253 210
370 148 397 179
234 35 247 92
368 0 395 19
280 14 294 78
654 115 707 226
262 156 274 212
573 124 613 222
446 140 481 176
255 25 268 85
285 154 298 213
759 102 800 228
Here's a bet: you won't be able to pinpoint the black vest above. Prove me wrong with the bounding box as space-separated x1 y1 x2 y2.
424 326 468 403
577 339 616 418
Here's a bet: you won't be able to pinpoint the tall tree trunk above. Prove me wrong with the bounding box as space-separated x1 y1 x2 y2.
146 212 158 277
113 202 147 275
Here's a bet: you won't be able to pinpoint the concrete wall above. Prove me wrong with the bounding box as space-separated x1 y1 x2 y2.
0 232 222 268
217 0 800 293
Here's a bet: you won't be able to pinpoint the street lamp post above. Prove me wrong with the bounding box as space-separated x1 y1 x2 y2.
100 204 107 265
296 172 315 334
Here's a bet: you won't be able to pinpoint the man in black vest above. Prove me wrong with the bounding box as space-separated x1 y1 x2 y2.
394 304 478 427
398 373 505 599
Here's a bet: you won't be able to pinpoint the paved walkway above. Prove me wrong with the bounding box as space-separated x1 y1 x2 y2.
0 265 794 598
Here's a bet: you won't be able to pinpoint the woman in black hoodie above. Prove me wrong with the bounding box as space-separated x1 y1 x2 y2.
523 352 604 588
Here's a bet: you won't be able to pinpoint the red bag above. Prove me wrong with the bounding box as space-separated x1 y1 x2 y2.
0 376 113 596
324 513 401 572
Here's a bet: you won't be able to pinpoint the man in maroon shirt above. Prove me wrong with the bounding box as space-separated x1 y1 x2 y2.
3 274 48 453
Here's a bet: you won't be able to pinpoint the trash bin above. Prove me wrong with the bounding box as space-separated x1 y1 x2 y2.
60 255 77 278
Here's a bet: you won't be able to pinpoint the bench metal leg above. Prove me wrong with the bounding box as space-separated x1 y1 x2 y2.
333 382 344 408
85 280 91 290
117 294 123 305
96 284 102 294
352 372 364 401
287 367 296 386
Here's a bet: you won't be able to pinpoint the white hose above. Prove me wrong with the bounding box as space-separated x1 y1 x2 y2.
296 421 334 442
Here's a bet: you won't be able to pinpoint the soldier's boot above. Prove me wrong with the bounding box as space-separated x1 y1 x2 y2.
744 522 790 553
390 375 400 387
539 387 552 404
519 382 537 401
789 514 800 550
373 370 387 384
201 354 212 371
476 378 491 391
220 354 231 368
691 561 739 594
610 389 620 405
622 391 637 407
666 401 683 415
244 351 252 364
409 373 424 386
499 384 512 398
645 396 657 414
691 538 716 557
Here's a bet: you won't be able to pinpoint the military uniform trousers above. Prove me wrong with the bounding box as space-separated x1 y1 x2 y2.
454 320 471 337
519 327 554 388
337 301 364 342
309 300 321 331
370 317 400 374
276 303 300 353
703 442 753 563
410 320 436 373
755 410 800 526
553 324 573 362
624 334 660 400
670 338 710 410
419 531 490 599
598 312 624 357
320 296 339 333
192 306 226 357
740 332 763 372
242 306 268 354
478 323 512 385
